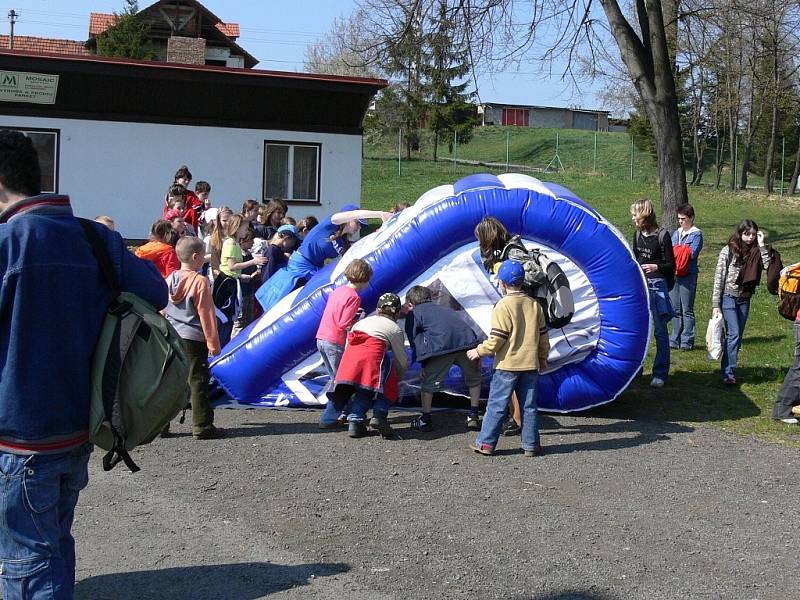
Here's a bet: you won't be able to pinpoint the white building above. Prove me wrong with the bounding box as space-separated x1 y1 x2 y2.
0 50 385 238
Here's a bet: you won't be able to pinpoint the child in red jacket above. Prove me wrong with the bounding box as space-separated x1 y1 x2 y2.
135 219 180 277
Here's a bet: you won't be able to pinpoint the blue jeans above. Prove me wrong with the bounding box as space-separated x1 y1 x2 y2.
476 370 540 451
348 392 391 422
318 339 345 426
669 272 698 349
648 278 674 381
721 294 751 378
0 443 91 600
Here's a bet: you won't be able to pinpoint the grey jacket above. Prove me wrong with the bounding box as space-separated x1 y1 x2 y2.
711 245 771 308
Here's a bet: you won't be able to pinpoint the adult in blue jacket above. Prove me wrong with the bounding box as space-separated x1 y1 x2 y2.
0 130 167 600
255 204 390 313
669 203 703 350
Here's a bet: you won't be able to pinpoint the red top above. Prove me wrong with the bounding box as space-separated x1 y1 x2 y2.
163 189 202 230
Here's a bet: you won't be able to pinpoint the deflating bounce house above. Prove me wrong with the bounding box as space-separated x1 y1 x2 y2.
210 173 650 413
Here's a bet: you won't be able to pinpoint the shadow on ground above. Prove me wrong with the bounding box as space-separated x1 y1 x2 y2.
75 561 349 600
523 592 620 600
540 415 693 455
591 369 762 423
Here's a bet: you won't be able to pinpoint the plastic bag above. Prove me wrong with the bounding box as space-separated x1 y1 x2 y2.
706 313 725 361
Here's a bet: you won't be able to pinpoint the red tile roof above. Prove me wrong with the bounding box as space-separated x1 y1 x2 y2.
215 22 239 38
88 11 239 40
88 12 115 37
0 35 90 56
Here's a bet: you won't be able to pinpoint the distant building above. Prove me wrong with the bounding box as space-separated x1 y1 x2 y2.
1 0 256 69
478 103 610 132
87 0 257 69
608 118 630 133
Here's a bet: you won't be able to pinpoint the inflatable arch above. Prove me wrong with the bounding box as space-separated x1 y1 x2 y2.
210 173 650 413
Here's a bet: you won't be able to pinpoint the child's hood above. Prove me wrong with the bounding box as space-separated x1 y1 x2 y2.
136 240 173 260
167 270 199 304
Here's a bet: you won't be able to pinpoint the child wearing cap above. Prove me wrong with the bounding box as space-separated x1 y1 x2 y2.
404 285 485 431
256 205 391 312
466 260 550 457
317 258 373 428
327 293 408 438
261 224 301 282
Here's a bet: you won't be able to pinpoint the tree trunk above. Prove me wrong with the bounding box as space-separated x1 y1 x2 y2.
598 0 687 231
762 56 779 193
788 129 800 196
433 131 439 162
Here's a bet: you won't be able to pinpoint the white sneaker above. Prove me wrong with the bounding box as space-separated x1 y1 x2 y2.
650 377 665 388
780 418 799 425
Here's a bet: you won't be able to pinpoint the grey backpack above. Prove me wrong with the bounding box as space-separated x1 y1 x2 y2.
500 235 575 329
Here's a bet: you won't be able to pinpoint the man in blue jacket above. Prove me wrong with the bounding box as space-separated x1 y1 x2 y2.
404 285 485 431
0 130 167 600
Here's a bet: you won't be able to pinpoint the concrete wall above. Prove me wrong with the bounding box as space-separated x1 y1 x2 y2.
529 107 570 129
0 115 363 239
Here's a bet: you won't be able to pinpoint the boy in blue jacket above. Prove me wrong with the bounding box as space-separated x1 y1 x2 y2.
404 285 485 431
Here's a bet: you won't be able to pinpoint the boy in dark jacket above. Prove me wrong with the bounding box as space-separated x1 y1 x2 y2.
404 285 485 431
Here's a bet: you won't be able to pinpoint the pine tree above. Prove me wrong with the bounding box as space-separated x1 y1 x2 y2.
422 0 476 161
96 0 156 61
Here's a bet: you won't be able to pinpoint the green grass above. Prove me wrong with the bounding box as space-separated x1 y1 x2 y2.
361 156 800 446
366 126 787 191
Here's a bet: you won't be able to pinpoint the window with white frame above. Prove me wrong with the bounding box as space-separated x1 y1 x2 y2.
9 128 58 193
263 141 320 203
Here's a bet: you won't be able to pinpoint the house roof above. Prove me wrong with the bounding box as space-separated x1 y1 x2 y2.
89 10 240 40
0 35 89 56
0 50 387 135
88 12 115 37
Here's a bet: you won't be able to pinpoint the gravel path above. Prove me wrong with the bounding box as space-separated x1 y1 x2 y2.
73 408 799 600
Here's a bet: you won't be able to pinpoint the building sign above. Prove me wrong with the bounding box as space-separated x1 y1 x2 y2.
0 71 59 104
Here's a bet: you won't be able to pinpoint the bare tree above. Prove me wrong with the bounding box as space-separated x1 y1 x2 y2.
304 10 381 78
358 0 688 229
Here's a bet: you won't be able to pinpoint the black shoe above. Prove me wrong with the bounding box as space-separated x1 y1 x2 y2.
410 416 433 431
193 425 226 440
369 416 394 439
523 445 545 457
348 421 368 438
466 414 481 431
502 419 521 436
160 423 172 438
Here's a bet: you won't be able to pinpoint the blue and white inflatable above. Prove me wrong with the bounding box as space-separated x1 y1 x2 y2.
210 173 650 412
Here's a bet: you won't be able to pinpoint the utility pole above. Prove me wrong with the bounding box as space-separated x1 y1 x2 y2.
8 10 18 50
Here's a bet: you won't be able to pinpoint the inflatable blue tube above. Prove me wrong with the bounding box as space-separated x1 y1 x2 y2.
211 173 649 412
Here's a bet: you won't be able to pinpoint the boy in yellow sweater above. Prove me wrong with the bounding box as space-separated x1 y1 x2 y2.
466 260 550 456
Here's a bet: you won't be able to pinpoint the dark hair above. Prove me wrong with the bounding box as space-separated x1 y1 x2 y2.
150 219 173 241
474 217 510 269
195 180 211 194
174 165 192 182
728 219 759 264
261 199 288 227
406 285 432 305
676 203 695 220
282 216 297 226
298 215 318 231
168 183 186 198
0 130 41 196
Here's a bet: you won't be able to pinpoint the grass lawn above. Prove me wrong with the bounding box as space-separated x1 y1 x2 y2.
361 156 800 447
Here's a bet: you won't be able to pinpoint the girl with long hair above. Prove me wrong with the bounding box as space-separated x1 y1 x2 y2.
711 219 770 385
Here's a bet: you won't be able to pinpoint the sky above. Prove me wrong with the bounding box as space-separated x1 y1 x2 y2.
0 0 608 110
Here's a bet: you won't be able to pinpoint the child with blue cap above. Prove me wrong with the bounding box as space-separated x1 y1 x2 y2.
466 259 550 456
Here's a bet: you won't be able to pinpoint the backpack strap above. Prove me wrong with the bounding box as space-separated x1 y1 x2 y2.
77 218 141 473
77 218 121 294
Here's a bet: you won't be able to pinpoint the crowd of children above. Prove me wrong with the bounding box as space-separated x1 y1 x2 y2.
103 164 800 451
